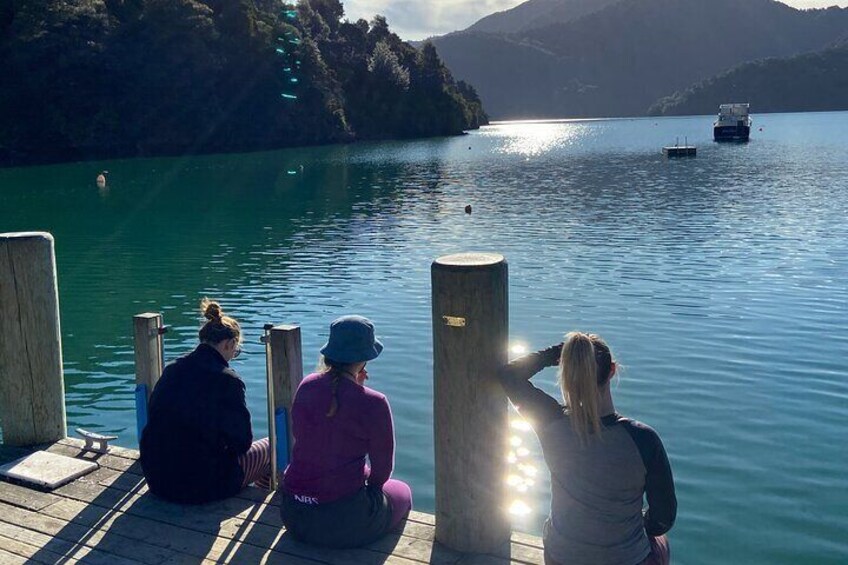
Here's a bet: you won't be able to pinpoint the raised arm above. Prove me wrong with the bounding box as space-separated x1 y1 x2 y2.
496 343 565 428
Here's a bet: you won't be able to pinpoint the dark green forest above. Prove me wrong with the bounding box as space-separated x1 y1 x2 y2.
0 0 487 166
649 42 848 116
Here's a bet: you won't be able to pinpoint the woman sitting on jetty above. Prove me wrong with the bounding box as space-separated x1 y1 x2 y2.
140 299 271 504
498 332 676 565
280 315 412 548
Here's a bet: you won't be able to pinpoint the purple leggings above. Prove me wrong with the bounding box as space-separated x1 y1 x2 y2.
241 438 411 530
381 478 413 529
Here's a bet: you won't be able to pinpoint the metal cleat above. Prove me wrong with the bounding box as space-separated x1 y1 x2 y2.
75 428 118 454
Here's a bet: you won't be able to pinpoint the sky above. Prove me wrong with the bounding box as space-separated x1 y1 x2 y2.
342 0 848 41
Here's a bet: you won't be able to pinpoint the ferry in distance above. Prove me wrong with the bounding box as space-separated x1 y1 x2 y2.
714 103 751 142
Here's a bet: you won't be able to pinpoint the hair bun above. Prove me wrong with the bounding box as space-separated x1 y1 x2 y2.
201 299 223 321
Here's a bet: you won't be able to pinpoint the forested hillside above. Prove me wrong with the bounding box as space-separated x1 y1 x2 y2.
464 0 618 34
0 0 486 166
650 42 848 116
431 0 848 119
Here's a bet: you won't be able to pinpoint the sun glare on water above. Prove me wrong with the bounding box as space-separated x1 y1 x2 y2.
508 500 533 517
489 122 587 157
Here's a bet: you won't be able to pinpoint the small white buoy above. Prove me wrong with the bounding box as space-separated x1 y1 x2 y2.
96 171 107 188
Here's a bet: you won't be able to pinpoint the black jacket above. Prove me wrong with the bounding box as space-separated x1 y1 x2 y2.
140 344 253 504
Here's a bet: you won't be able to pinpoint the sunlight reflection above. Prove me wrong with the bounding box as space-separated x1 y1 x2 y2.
510 418 532 432
509 500 532 517
494 122 585 157
518 463 538 477
506 413 538 524
510 342 528 356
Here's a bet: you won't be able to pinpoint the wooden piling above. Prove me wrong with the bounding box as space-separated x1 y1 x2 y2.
431 252 510 553
0 232 67 446
269 325 303 455
133 313 164 401
133 313 164 438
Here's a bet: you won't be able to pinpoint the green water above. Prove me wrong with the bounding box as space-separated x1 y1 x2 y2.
2 114 847 563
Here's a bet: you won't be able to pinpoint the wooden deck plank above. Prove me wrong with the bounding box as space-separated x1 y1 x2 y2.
26 472 423 564
62 458 539 557
6 493 329 565
53 440 543 549
0 478 63 511
0 519 143 565
4 439 545 564
0 547 32 565
0 500 171 564
0 534 84 565
47 459 461 563
43 495 325 564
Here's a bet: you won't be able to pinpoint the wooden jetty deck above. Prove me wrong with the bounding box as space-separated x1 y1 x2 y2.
662 145 696 157
0 439 545 565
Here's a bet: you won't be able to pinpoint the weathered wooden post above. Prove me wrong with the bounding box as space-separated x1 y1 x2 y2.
265 324 303 489
432 252 510 553
133 313 165 439
0 232 67 445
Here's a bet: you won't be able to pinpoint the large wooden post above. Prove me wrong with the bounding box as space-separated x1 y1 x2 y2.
133 313 164 438
267 324 303 489
0 232 67 445
432 252 510 553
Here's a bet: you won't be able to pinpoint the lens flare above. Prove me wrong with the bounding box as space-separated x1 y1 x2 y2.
508 500 532 516
510 342 528 356
510 418 532 432
518 463 538 477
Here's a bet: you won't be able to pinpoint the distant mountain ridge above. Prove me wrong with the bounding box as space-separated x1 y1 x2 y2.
430 0 848 119
466 0 619 34
650 41 848 116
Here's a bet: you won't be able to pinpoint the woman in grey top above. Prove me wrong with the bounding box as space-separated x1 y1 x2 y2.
498 332 676 565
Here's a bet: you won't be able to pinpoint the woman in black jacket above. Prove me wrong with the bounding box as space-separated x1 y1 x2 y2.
140 299 270 504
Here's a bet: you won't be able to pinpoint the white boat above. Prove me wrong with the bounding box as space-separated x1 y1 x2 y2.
713 103 751 142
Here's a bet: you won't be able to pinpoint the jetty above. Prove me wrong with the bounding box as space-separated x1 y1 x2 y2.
662 145 696 157
0 232 545 564
662 137 696 157
0 439 544 564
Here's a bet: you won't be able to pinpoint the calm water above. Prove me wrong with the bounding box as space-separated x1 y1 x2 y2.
2 113 847 564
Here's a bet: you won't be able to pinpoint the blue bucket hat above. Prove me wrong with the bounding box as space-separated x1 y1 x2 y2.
320 315 384 363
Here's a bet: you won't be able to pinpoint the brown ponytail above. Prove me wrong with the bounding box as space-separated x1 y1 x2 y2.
318 356 359 418
198 298 241 345
326 371 342 418
558 332 614 444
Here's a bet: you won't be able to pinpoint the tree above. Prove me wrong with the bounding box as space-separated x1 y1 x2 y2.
369 41 410 91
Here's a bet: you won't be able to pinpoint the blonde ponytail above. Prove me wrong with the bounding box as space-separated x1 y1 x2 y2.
559 332 603 444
